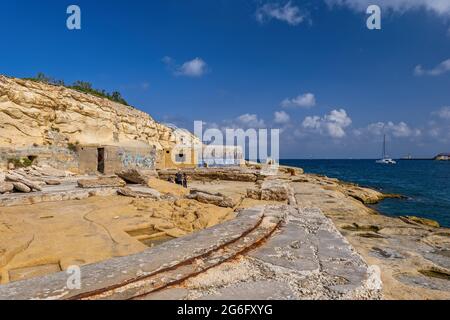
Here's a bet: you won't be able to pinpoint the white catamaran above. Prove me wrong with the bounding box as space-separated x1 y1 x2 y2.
376 135 397 165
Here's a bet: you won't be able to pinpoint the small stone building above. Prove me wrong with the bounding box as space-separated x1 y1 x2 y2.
77 145 158 175
159 146 199 170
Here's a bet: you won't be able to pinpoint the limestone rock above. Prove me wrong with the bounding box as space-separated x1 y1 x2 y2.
247 179 291 202
400 216 440 228
45 180 61 186
33 166 71 178
187 189 236 208
279 165 304 176
261 180 290 201
117 169 157 185
246 188 262 200
0 182 14 193
147 178 189 197
158 168 260 182
13 182 31 193
0 76 197 154
77 177 126 189
298 174 403 205
117 187 161 200
5 173 42 191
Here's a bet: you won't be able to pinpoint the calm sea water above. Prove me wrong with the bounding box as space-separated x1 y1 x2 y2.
280 159 450 228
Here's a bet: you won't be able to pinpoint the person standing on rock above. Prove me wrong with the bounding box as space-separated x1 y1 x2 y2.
175 171 183 186
183 173 188 188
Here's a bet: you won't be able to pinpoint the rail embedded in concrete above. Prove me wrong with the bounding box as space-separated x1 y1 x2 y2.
0 204 381 300
0 206 273 300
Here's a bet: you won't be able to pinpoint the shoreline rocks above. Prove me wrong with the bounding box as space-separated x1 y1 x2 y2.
400 216 440 229
117 169 157 185
117 187 161 200
158 168 264 182
12 182 31 193
5 173 42 192
0 182 14 194
78 177 126 189
187 189 236 208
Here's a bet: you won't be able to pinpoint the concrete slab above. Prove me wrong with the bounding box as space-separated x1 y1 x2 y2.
0 205 381 300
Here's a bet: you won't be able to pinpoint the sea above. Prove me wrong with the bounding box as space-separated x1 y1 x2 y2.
280 159 450 228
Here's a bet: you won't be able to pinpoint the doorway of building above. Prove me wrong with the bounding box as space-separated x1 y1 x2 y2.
97 148 105 174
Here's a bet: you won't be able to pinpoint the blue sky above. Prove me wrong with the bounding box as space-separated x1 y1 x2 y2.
1 0 450 158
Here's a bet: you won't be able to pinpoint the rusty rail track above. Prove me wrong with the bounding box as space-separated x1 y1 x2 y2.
67 215 281 300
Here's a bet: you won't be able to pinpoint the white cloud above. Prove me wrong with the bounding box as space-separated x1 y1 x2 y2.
235 113 266 128
433 106 450 119
415 58 450 76
429 127 441 138
274 111 291 124
302 109 352 138
357 121 421 138
162 56 208 77
256 1 306 26
177 58 208 77
326 0 450 16
281 92 316 108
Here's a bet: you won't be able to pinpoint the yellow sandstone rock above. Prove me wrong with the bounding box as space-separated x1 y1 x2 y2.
147 178 190 197
0 76 184 150
0 195 234 284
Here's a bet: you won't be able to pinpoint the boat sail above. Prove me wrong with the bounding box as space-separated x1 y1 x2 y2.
376 135 396 164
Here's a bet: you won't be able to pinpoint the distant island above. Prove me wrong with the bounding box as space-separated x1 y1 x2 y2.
399 154 449 161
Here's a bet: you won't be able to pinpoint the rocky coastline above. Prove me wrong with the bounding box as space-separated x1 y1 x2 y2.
0 75 448 299
0 165 449 300
291 171 450 299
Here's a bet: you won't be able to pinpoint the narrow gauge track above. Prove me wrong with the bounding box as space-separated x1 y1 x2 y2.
67 216 281 300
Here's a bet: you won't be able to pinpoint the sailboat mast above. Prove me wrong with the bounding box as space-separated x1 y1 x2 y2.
383 135 386 159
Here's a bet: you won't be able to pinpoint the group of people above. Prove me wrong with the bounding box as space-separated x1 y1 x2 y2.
168 171 188 188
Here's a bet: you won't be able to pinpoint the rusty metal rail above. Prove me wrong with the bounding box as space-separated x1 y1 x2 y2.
68 216 281 300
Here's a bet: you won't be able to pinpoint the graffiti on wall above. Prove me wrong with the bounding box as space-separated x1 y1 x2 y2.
118 148 156 169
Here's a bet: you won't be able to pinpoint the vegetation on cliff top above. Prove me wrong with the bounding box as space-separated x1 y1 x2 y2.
22 73 130 106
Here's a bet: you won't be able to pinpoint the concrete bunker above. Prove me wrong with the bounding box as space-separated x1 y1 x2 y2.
77 145 158 175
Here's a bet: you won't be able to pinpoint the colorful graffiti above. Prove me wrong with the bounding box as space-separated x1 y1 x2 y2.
118 148 156 169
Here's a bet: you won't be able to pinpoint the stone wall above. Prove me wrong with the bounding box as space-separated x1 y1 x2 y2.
0 146 78 171
77 145 157 175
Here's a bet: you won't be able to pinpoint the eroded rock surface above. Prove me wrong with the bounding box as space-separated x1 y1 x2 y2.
0 165 448 300
158 168 265 183
187 189 236 208
77 176 126 188
0 205 381 300
291 178 450 300
0 76 183 151
117 169 157 185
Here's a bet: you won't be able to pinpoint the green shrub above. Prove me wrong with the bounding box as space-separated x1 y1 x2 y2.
8 157 33 168
67 143 78 152
23 73 130 106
